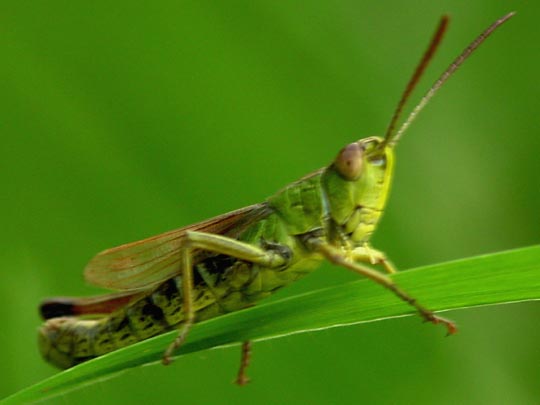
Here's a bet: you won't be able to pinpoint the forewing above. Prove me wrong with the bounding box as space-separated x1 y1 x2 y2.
84 203 271 290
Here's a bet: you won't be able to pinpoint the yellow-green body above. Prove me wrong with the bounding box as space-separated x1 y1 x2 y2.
39 138 395 369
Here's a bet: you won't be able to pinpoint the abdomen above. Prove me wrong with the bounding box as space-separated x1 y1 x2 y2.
38 276 224 369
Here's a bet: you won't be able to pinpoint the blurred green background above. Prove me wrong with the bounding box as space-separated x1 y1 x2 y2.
1 1 539 404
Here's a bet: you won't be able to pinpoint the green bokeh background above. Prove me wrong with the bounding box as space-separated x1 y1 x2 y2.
2 1 539 404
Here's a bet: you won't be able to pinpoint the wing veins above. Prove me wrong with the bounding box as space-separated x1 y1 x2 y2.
84 203 271 290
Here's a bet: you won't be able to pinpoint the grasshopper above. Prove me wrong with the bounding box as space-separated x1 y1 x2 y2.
39 13 514 385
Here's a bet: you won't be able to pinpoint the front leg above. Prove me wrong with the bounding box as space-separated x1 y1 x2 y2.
307 238 457 335
351 244 397 274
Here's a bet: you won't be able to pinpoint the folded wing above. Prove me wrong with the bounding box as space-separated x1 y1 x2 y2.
84 203 271 290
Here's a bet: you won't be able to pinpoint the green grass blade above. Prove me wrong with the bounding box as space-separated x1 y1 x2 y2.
4 245 540 404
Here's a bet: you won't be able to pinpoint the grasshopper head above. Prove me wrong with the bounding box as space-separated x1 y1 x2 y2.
321 136 394 242
319 12 514 244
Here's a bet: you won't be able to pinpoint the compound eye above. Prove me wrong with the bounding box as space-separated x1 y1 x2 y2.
334 142 364 180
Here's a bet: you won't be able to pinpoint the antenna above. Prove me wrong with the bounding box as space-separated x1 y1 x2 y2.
383 12 515 148
383 16 449 145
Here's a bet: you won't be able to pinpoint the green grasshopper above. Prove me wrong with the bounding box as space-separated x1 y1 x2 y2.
39 13 514 385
